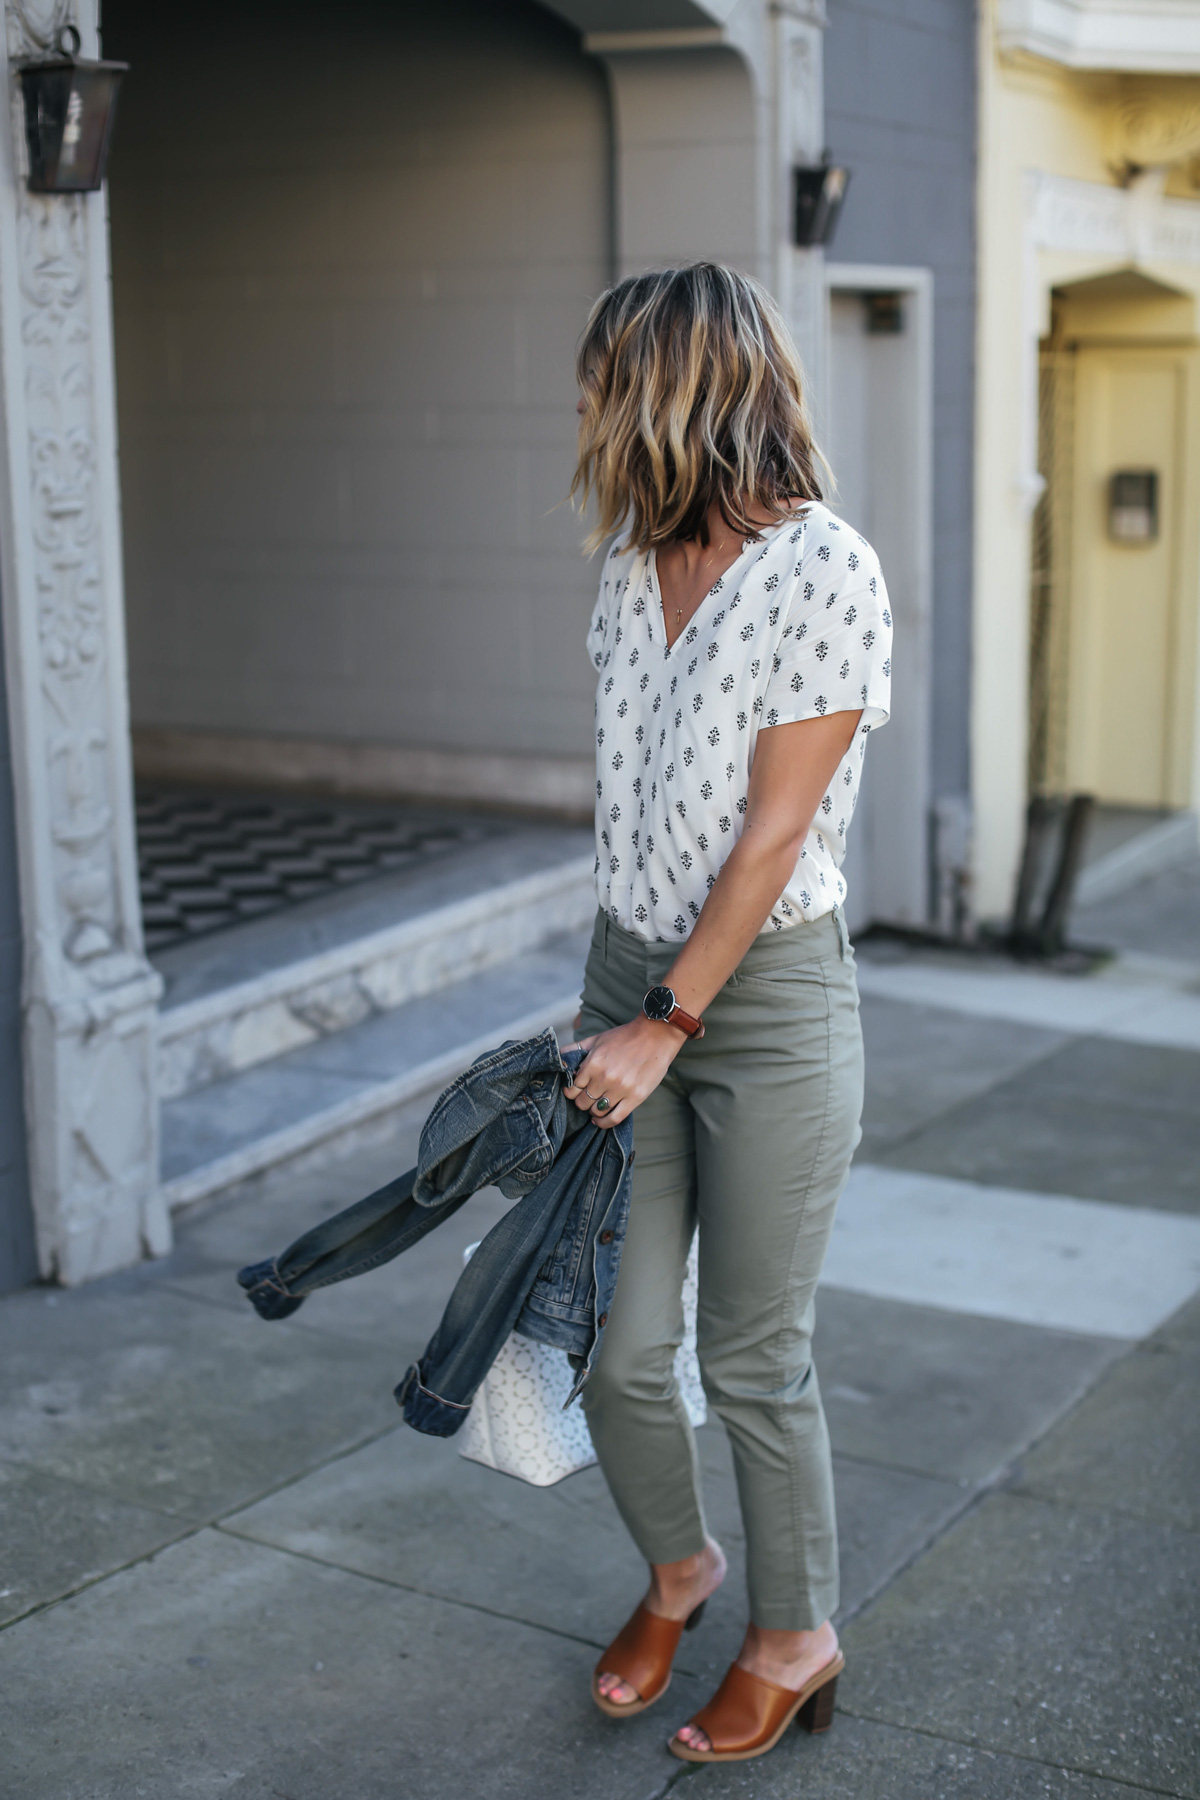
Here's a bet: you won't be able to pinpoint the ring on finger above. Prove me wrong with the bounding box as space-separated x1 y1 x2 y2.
593 1093 613 1115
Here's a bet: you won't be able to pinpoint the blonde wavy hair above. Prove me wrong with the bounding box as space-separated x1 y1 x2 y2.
572 263 827 554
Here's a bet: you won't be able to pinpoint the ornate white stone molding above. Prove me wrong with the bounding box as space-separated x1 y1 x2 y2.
0 0 167 1282
1111 84 1200 170
1030 166 1200 263
998 0 1200 75
1012 165 1200 516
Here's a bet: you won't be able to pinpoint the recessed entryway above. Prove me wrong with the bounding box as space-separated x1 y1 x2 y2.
825 266 933 931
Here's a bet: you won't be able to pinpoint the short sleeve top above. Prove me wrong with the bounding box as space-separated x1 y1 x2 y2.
586 502 892 942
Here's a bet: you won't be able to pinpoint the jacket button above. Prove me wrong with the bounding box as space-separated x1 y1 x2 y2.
598 1312 608 1327
599 1229 614 1244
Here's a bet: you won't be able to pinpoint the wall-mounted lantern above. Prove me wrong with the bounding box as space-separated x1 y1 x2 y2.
793 161 850 248
1108 470 1158 543
17 26 127 194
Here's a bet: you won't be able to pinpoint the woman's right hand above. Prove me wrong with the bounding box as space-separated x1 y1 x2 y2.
563 1016 684 1128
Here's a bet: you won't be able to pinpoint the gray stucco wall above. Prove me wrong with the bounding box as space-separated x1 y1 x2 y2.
824 0 976 802
104 0 610 766
0 631 36 1293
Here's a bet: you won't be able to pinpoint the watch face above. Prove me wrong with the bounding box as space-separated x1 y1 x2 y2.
644 985 676 1022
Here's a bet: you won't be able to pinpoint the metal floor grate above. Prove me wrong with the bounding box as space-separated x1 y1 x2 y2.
136 786 500 953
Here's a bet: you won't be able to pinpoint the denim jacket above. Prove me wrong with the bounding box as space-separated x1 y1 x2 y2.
236 1030 634 1436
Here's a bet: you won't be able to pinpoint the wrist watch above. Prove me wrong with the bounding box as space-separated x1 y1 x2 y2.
642 985 705 1039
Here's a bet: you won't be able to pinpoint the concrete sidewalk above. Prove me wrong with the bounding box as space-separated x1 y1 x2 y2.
2 861 1198 1799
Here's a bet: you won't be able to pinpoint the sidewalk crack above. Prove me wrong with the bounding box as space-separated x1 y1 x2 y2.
838 1707 1193 1798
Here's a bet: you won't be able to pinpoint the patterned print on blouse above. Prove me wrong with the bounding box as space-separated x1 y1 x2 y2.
586 503 891 942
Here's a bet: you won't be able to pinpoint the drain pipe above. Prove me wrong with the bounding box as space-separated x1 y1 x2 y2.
1009 793 1095 959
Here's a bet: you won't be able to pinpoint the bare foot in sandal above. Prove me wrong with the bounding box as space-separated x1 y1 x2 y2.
596 1538 727 1709
672 1619 839 1754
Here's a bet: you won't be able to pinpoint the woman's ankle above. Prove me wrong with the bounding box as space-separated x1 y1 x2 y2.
648 1538 725 1612
740 1617 837 1676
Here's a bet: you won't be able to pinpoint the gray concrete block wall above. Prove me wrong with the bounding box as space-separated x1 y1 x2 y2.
0 631 36 1294
105 0 611 763
825 0 976 801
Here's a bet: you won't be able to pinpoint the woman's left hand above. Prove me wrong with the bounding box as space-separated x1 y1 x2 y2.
562 1017 683 1128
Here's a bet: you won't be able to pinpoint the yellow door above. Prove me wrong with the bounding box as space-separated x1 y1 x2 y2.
1065 346 1194 806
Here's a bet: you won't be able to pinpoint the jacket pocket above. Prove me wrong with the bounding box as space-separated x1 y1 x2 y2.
493 1094 555 1197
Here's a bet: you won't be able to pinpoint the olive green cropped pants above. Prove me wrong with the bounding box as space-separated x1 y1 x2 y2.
577 908 864 1631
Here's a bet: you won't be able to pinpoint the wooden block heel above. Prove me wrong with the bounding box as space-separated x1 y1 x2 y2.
797 1670 837 1734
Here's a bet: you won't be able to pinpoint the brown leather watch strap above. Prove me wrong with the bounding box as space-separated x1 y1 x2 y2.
666 1001 705 1039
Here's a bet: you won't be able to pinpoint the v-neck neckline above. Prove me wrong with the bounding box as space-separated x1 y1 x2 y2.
647 514 801 656
649 538 753 657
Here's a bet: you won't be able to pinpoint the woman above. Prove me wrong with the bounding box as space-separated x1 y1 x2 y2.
563 264 891 1765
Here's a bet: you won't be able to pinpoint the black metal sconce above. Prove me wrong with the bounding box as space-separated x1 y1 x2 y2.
1108 470 1158 543
793 161 850 248
17 25 127 194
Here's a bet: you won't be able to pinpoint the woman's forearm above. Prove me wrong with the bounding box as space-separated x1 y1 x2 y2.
655 711 862 1024
563 823 802 1127
660 824 805 1018
567 714 861 1126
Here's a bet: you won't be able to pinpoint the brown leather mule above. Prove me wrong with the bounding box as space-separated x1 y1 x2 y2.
668 1650 844 1762
591 1599 708 1718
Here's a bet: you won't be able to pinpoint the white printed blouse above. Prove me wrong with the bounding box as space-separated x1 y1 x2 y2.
586 502 892 942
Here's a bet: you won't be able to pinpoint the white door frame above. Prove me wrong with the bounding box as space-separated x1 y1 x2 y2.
824 262 934 928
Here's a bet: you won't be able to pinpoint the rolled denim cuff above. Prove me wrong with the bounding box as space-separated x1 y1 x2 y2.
236 1258 306 1321
395 1362 474 1437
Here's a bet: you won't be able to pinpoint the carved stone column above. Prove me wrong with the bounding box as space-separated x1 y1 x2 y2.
0 0 167 1282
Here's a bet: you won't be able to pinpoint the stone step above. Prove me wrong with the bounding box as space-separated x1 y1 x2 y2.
155 830 594 1100
161 930 590 1211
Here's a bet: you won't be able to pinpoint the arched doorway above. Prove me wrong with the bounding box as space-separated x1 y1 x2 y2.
103 0 612 800
1030 269 1199 813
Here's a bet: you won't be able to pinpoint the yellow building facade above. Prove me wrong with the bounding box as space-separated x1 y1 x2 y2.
974 0 1200 918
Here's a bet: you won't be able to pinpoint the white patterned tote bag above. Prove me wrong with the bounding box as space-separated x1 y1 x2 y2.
459 1232 706 1487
